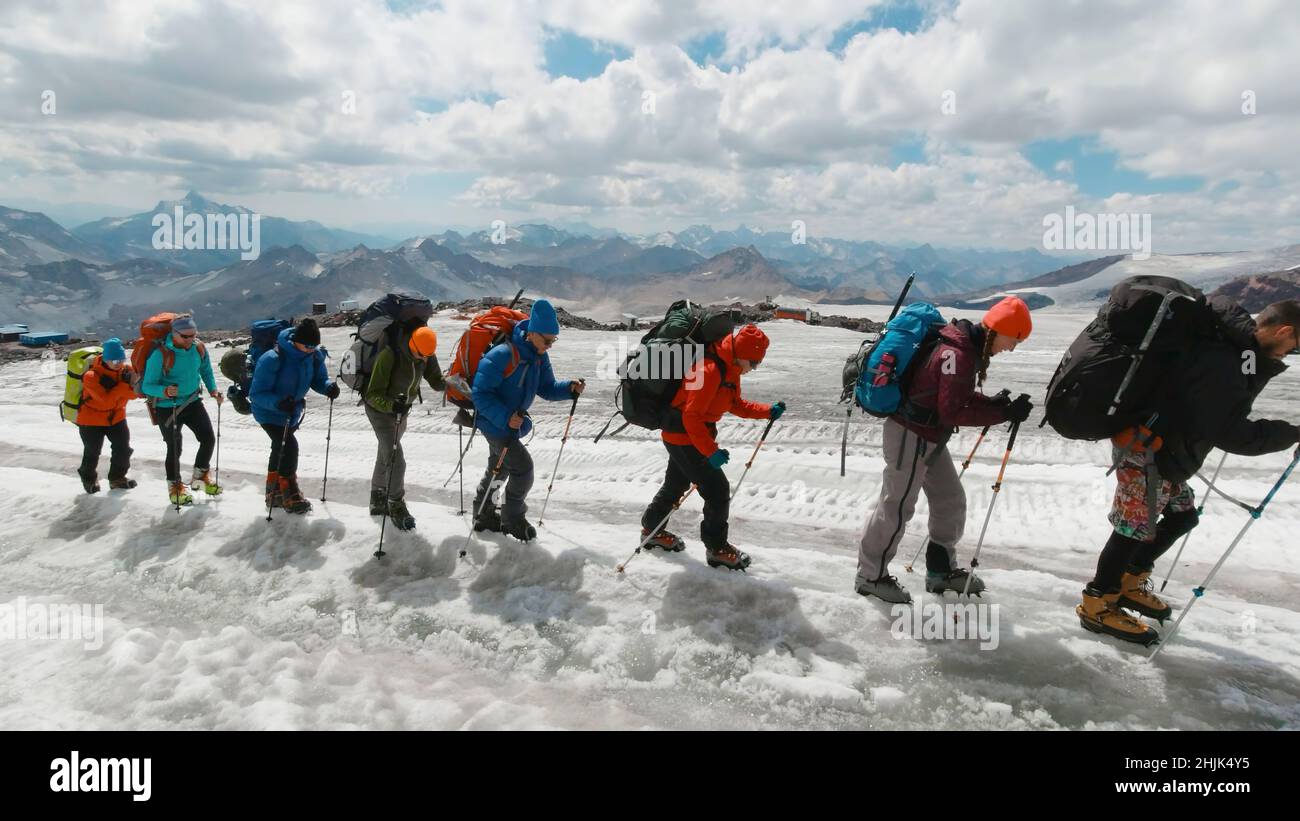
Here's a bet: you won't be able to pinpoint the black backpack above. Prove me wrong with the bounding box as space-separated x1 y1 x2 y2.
1043 275 1219 440
594 300 739 442
338 293 434 397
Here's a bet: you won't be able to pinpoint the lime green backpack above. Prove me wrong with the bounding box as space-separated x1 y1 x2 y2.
60 346 103 423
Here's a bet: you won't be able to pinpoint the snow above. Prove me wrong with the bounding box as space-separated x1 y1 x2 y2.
1 313 1298 729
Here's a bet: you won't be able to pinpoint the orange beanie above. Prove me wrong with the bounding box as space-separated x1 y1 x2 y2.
732 324 770 362
408 326 438 357
983 297 1032 341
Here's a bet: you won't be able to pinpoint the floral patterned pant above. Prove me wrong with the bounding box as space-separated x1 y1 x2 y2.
1108 448 1196 542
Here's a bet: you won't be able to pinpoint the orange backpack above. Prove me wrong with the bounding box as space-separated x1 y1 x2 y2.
129 312 205 397
445 306 527 409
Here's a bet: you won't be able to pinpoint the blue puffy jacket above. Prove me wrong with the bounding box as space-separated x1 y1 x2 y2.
472 320 573 439
249 327 333 427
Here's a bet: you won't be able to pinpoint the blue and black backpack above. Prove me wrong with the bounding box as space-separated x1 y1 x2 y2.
840 302 946 419
219 318 293 415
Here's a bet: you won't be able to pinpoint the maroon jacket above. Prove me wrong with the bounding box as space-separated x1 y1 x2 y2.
895 319 1010 443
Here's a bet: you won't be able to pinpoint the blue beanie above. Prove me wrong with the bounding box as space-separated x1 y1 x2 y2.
171 314 197 334
529 299 560 336
102 337 126 362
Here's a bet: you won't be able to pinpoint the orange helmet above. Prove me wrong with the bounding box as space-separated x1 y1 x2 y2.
408 326 438 358
983 297 1032 341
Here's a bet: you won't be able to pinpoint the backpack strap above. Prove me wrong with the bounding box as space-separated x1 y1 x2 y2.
503 344 520 378
706 349 735 391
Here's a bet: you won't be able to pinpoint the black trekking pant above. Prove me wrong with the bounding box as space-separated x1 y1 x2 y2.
642 440 730 549
155 401 215 482
1089 509 1200 592
261 424 300 477
78 421 132 481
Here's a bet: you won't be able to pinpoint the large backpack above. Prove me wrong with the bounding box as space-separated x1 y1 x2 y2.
220 318 293 415
337 293 434 397
444 306 528 410
595 300 738 441
1043 275 1218 441
841 302 946 418
59 346 103 423
129 312 206 397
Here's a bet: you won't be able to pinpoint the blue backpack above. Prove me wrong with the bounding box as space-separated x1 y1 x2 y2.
219 318 293 415
845 303 946 417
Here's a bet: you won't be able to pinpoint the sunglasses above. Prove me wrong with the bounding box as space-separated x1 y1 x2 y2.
535 334 558 346
175 332 197 340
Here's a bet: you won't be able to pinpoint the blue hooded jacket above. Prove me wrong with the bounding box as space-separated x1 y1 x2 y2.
249 326 333 427
471 319 573 439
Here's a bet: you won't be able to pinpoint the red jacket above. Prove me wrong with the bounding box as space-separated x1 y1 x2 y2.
897 320 1008 442
662 335 771 457
78 357 136 427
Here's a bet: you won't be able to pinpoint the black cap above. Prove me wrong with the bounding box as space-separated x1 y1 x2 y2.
295 317 321 347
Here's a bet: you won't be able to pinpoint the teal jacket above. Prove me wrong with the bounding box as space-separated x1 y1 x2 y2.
141 336 217 408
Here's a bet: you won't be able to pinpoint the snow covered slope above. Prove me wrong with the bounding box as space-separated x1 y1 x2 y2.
1010 245 1300 308
1 313 1297 729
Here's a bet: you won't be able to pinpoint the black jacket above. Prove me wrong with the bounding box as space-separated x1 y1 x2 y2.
1155 296 1297 483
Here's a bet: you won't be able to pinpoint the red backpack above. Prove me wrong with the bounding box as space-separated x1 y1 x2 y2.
445 306 527 409
129 312 205 397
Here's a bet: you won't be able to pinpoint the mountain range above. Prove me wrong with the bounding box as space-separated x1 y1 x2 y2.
3 192 1295 336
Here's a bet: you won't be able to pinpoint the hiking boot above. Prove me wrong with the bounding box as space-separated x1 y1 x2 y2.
501 517 536 543
369 488 387 516
191 467 222 496
1119 569 1173 622
265 472 283 509
108 476 137 490
856 574 912 604
278 475 312 515
1077 586 1160 646
78 469 100 494
926 568 986 596
169 482 193 506
474 504 502 533
641 527 685 552
387 496 415 531
705 543 751 570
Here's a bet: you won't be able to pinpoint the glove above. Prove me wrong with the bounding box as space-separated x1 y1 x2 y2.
993 388 1012 406
707 449 730 470
326 383 340 400
769 400 786 420
277 397 297 413
1006 394 1033 424
99 374 117 390
392 399 411 416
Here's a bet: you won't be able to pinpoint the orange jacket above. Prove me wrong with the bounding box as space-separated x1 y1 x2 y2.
661 335 771 457
77 356 136 427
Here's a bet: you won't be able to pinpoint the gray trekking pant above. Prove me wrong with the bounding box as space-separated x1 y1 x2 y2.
856 419 966 584
474 435 534 524
366 404 409 500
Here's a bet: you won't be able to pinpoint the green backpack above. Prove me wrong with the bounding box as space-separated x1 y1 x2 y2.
60 346 103 423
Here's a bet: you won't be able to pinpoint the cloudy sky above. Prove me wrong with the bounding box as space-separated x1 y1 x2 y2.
1 0 1297 252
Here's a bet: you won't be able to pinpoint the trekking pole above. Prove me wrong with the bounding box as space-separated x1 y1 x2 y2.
731 416 777 500
460 414 521 558
214 397 222 494
320 397 334 501
962 416 1023 596
1159 451 1226 592
1151 447 1300 659
374 394 409 560
442 420 478 488
616 485 696 574
841 272 914 477
456 423 466 514
538 391 581 526
904 423 991 573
